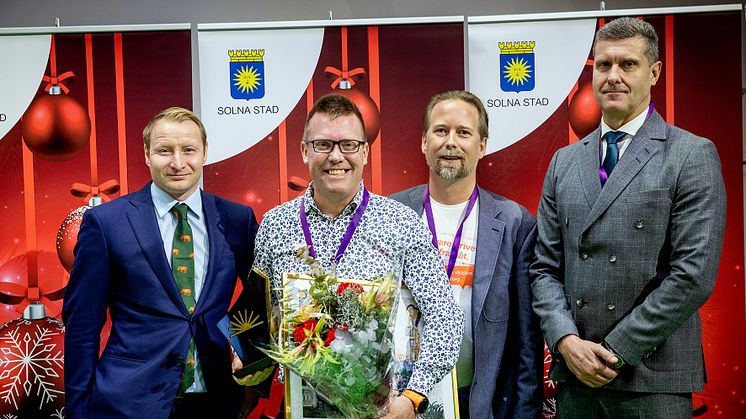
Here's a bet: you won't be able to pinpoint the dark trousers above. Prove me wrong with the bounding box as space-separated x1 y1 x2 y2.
458 386 471 419
170 393 213 419
557 383 692 419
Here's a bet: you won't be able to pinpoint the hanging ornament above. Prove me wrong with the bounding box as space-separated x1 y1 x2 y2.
335 86 381 143
21 88 91 162
0 302 65 417
56 205 90 274
568 81 601 139
56 192 111 274
323 27 381 143
21 35 91 162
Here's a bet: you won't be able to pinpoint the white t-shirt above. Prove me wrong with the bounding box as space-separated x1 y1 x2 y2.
423 196 478 388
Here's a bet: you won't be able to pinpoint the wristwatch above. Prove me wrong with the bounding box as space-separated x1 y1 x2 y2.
401 389 429 414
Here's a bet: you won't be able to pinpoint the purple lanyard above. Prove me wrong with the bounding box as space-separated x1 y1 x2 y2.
299 188 370 265
423 185 478 279
599 102 655 185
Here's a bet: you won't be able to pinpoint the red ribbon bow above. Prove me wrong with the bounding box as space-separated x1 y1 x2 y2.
0 282 66 306
70 179 121 204
42 71 76 94
324 66 366 89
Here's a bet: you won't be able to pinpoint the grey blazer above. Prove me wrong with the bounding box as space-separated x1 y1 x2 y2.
530 110 726 393
392 185 543 419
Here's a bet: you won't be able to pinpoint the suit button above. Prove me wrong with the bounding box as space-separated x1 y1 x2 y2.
580 252 589 260
565 217 569 226
635 220 645 229
607 303 615 310
576 298 585 307
609 255 617 263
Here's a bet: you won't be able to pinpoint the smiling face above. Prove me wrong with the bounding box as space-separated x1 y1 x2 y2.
145 119 207 201
593 36 662 129
302 112 368 213
422 99 486 182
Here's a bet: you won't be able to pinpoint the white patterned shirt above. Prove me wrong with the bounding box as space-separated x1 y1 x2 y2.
252 182 464 395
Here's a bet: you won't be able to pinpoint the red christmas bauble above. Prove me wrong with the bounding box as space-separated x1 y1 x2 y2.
21 93 91 162
335 88 381 143
56 205 91 273
0 308 65 416
568 82 602 139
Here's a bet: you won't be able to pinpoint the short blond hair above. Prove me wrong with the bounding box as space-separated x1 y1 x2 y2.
143 107 207 149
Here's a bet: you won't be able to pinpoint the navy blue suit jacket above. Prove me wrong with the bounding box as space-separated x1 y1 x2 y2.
391 185 543 419
63 184 259 418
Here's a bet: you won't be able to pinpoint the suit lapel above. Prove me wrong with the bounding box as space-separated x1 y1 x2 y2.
581 112 667 234
405 185 425 215
472 188 503 327
578 128 603 207
126 186 191 317
197 191 225 315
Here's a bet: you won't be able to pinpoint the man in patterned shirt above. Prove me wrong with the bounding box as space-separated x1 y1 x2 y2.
252 94 464 418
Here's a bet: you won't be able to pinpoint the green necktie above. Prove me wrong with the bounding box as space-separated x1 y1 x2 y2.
171 203 196 392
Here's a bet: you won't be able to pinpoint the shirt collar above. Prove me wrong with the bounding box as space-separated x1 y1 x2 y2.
600 105 649 138
303 181 365 217
150 183 203 220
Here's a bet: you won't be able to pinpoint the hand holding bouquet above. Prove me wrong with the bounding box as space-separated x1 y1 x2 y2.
259 246 401 418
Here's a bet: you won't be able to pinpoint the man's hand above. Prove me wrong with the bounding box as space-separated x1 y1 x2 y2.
557 334 619 388
231 356 275 386
379 396 416 419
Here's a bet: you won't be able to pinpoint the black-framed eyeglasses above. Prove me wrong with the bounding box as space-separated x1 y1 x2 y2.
304 139 366 154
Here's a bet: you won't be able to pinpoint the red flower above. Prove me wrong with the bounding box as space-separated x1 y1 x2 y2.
324 325 348 346
293 319 318 344
336 282 364 295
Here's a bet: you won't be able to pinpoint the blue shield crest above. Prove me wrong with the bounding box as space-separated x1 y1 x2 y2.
229 49 265 100
498 41 535 93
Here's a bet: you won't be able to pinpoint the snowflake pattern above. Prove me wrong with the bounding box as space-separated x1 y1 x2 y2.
542 396 557 419
0 318 64 412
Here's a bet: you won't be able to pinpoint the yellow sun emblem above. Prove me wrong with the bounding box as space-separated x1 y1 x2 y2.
228 310 264 337
503 57 532 86
233 65 262 93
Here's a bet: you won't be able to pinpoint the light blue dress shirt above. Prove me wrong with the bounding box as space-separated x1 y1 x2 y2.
150 183 209 392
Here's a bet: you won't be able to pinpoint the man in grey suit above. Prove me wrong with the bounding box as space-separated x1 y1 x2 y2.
392 90 543 419
530 17 726 418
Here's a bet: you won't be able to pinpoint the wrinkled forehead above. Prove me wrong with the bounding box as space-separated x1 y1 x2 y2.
594 36 648 59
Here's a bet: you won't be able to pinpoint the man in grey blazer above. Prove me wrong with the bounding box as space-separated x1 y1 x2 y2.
392 90 543 419
530 17 726 417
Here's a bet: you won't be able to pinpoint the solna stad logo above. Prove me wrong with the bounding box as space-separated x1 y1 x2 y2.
499 41 535 93
229 49 265 100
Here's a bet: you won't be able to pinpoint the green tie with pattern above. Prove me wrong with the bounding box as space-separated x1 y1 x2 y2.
172 203 196 392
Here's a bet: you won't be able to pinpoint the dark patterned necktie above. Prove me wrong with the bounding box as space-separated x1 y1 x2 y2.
171 203 196 392
602 131 626 175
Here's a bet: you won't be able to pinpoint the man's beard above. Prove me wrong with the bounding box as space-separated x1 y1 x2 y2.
429 149 471 180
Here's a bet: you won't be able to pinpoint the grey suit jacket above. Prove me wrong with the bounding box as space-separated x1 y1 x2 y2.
530 110 726 393
391 185 543 419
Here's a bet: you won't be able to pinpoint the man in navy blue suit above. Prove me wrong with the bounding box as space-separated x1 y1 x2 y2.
63 107 259 418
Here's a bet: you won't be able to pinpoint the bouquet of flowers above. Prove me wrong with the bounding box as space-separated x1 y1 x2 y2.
259 246 401 418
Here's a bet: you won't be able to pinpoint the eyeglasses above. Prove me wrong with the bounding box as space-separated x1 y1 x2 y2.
304 139 366 154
